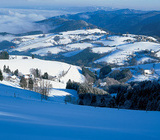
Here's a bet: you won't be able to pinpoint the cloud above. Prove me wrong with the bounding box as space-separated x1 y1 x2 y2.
0 9 45 34
0 8 72 34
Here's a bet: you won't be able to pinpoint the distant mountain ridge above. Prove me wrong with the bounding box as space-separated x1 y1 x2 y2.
36 17 97 33
55 9 160 37
1 9 160 37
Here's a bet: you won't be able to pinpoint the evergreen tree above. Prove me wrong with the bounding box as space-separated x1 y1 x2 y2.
20 77 27 89
66 79 72 89
32 54 35 59
28 78 34 90
0 51 9 59
42 72 48 79
100 65 112 78
14 69 19 76
3 65 6 72
0 70 3 81
35 68 41 78
5 66 11 73
91 95 97 104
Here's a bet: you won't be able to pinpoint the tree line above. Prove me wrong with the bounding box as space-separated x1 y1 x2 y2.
66 80 160 111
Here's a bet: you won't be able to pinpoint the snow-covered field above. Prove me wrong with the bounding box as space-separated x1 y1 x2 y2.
137 57 158 64
12 34 56 52
92 47 116 54
32 47 66 56
6 29 159 66
61 28 106 35
62 50 83 57
0 55 85 105
0 56 85 84
0 84 159 140
66 43 94 50
113 62 160 82
95 42 160 65
1 9 160 140
8 28 106 57
97 35 135 46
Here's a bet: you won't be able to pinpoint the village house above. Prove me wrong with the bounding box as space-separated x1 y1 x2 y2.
144 69 154 75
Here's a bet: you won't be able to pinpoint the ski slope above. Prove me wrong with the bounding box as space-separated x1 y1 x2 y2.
0 85 159 140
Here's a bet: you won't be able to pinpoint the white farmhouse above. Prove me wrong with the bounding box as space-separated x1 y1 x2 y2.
144 70 154 75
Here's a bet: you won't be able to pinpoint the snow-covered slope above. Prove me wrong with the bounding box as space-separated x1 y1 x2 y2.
0 28 160 140
96 35 135 46
8 29 106 56
0 83 41 100
66 43 94 50
0 88 159 140
62 50 83 57
32 47 65 56
0 82 77 103
0 56 85 84
95 42 160 65
5 29 160 66
92 47 116 54
111 61 160 83
61 28 106 35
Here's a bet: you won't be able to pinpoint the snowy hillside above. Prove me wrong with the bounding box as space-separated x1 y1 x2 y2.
5 28 160 67
8 28 106 59
0 55 85 84
1 7 160 140
0 87 160 140
0 54 84 103
95 42 160 65
10 28 106 53
120 62 160 82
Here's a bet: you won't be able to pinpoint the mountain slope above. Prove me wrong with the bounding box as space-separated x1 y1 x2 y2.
0 56 85 84
0 88 160 140
59 9 160 37
37 17 97 33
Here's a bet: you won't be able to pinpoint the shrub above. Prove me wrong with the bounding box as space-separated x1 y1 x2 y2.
109 69 132 82
42 72 49 79
0 51 9 59
20 77 27 89
0 70 3 81
82 67 96 83
99 65 112 78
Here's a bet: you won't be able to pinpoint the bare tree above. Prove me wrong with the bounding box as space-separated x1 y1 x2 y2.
30 68 41 78
39 80 52 100
33 78 39 93
20 76 27 89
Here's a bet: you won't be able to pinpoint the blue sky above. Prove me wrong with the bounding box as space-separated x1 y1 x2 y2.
1 0 160 10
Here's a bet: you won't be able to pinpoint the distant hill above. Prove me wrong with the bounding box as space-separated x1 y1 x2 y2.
58 9 160 37
0 41 16 50
36 17 97 33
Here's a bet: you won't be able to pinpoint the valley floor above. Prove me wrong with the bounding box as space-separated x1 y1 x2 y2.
0 91 160 140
